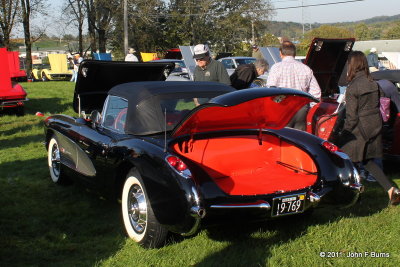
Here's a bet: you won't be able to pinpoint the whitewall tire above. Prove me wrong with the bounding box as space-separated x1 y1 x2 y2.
47 136 70 185
121 168 168 248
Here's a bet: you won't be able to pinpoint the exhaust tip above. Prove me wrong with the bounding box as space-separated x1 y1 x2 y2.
190 206 206 218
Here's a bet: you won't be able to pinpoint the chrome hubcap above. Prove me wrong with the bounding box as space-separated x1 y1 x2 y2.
51 143 61 177
127 184 147 233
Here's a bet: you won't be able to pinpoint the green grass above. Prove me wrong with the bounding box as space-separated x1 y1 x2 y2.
1 81 399 267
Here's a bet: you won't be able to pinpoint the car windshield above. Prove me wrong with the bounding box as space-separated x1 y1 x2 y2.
172 61 186 72
33 64 50 69
235 58 256 66
159 97 210 127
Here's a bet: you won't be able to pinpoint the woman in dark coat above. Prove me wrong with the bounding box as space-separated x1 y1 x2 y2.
340 51 400 206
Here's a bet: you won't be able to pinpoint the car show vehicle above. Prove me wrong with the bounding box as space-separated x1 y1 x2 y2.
150 59 190 81
218 56 257 75
0 48 28 115
303 38 400 160
44 60 362 248
32 54 73 81
218 56 269 86
31 63 51 80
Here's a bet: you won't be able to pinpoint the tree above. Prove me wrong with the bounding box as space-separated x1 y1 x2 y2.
354 23 371 41
64 0 86 56
259 33 280 47
163 0 273 53
20 0 46 78
0 0 20 49
117 0 166 57
384 21 400 39
84 0 119 54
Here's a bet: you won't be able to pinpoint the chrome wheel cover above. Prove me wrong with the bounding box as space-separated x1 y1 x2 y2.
50 142 61 178
127 184 147 233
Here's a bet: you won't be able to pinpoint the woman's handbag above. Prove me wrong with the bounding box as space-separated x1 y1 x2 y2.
380 96 390 122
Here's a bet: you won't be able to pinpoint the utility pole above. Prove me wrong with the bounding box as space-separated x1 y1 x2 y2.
251 20 255 44
301 0 305 36
124 0 128 55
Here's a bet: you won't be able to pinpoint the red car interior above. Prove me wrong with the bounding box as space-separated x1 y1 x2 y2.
172 134 318 195
306 100 340 139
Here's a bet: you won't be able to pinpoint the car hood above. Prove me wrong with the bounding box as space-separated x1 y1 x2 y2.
304 38 355 96
172 88 318 138
73 60 174 114
48 54 69 73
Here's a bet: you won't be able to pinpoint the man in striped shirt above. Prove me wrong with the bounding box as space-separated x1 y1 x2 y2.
266 41 321 130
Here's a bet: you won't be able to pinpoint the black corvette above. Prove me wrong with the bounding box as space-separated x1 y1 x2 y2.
44 60 363 248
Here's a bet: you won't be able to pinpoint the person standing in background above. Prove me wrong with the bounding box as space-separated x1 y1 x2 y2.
230 58 269 90
367 47 379 72
266 41 321 130
338 51 400 206
192 44 230 85
125 48 139 62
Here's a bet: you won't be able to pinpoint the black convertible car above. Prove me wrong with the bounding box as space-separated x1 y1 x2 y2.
44 60 363 248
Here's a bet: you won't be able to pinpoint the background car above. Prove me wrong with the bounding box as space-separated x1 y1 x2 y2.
218 56 269 86
31 63 51 80
0 48 28 115
44 60 362 248
218 56 257 76
150 59 190 81
32 54 73 81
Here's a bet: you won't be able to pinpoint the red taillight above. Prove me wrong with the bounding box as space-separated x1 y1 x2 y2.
166 155 188 172
322 141 339 153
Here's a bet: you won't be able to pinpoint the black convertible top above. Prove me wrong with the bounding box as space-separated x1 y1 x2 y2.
109 81 234 135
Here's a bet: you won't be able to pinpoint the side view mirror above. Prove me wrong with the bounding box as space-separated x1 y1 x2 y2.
90 110 102 129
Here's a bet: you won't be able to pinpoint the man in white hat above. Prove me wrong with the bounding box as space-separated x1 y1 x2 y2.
125 47 139 62
192 44 230 85
367 47 379 72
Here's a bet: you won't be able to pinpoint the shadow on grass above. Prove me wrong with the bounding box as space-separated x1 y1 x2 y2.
25 97 71 114
0 158 125 267
0 134 43 150
0 120 43 136
194 184 390 267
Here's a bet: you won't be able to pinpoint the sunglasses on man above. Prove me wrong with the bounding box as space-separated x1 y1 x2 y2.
195 56 208 61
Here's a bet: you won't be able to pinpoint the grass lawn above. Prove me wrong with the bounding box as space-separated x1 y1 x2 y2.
1 81 399 267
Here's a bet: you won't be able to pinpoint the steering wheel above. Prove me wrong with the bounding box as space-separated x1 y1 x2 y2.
114 108 127 131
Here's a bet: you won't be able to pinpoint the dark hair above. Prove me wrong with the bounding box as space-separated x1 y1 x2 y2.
280 41 296 57
347 51 371 82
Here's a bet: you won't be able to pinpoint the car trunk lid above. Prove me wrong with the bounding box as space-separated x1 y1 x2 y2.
172 88 318 138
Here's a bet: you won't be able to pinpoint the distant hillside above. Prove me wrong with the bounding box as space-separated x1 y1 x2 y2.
338 14 400 25
266 14 400 39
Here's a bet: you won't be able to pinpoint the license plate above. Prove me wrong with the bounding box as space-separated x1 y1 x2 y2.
272 194 305 217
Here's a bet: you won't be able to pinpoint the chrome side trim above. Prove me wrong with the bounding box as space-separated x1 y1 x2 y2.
210 202 271 209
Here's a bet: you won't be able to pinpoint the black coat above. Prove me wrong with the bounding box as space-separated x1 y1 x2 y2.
341 71 383 162
230 64 257 90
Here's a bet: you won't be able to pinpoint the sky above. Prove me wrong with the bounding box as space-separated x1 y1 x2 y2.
271 0 400 24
